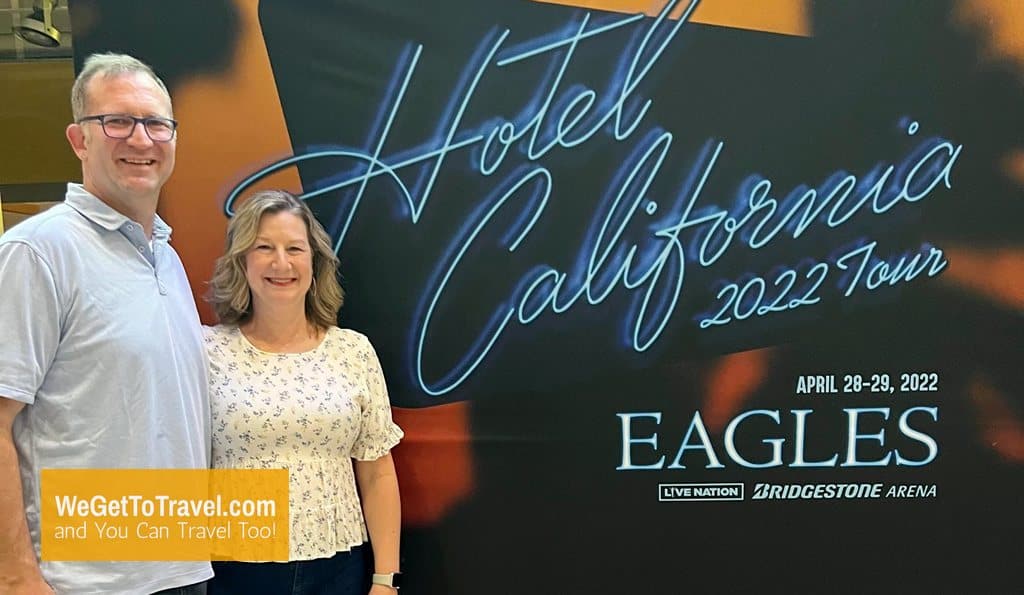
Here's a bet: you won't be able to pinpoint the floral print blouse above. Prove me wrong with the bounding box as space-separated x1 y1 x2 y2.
203 325 404 561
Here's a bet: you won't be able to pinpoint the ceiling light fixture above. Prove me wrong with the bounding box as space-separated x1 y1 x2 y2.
15 0 61 48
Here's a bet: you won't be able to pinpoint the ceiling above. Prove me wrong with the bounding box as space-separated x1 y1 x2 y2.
0 0 72 61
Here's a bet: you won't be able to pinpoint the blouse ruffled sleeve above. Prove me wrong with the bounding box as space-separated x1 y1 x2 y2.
350 334 404 460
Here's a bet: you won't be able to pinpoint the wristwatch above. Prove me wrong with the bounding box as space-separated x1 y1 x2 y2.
372 572 403 589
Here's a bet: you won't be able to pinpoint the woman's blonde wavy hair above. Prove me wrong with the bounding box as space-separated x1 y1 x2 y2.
207 190 343 328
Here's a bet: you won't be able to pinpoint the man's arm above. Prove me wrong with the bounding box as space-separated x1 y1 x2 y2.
0 397 52 594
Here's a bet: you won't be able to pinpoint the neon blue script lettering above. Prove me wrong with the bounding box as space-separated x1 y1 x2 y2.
226 0 963 396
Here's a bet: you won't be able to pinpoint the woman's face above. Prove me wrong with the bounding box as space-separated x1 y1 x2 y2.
244 211 314 313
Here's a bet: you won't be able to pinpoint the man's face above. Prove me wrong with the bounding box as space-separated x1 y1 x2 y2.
67 72 176 210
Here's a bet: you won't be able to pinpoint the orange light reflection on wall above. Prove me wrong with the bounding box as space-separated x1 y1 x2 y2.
532 0 810 37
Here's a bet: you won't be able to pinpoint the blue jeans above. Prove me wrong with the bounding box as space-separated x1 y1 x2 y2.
208 545 367 595
151 581 207 595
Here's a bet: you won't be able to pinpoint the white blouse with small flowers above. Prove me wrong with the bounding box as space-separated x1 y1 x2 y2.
203 325 404 561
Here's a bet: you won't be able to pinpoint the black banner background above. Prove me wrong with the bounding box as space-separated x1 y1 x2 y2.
73 1 1023 592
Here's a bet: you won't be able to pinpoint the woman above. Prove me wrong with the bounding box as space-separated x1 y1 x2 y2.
204 190 403 594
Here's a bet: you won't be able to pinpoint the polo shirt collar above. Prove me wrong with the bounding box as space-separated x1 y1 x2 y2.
65 183 173 241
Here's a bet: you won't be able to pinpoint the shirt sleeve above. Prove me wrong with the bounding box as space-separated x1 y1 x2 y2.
350 334 404 461
0 241 62 404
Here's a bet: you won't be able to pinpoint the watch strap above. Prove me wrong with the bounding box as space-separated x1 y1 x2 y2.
372 572 402 589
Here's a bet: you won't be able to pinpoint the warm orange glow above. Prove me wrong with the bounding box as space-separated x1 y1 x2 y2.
392 403 475 526
702 348 774 432
942 247 1024 311
1005 150 1024 187
532 0 810 37
162 0 302 324
970 375 1024 463
957 0 1024 67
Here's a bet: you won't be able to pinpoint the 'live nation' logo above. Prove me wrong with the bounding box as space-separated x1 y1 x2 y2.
658 483 744 501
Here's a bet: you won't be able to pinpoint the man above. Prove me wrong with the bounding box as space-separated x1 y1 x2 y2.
0 53 211 594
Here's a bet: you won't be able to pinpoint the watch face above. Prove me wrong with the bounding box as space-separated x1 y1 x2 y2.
391 572 403 588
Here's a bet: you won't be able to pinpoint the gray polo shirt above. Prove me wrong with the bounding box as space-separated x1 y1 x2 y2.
0 184 212 594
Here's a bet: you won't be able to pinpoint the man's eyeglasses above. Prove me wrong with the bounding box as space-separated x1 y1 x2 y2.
77 114 178 142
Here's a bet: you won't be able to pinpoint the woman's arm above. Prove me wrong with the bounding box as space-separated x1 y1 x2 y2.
355 452 401 592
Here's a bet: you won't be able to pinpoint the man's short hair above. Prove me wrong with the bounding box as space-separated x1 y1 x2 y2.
70 53 172 121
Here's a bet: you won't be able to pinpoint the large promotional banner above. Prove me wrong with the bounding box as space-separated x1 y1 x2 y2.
72 1 1022 592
